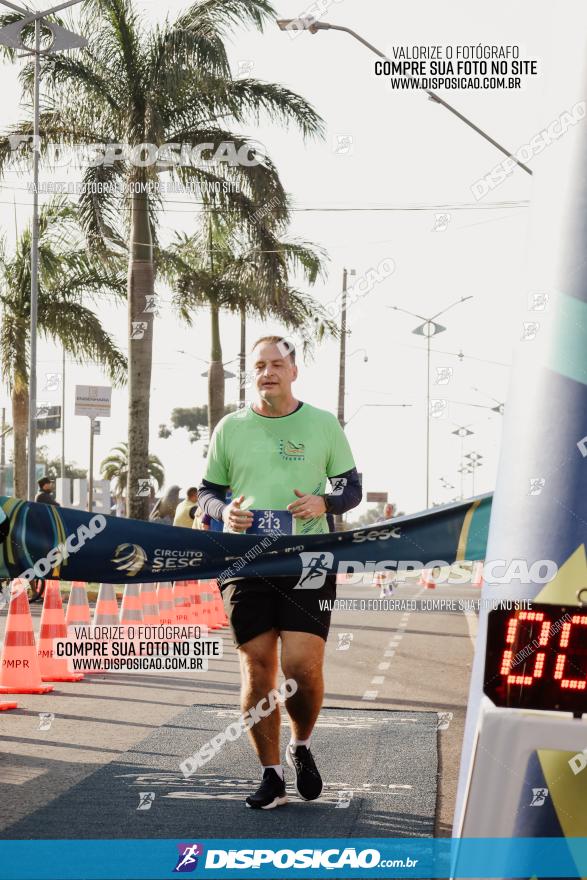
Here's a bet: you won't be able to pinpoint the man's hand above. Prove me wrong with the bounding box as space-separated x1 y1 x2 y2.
222 494 254 533
287 489 327 520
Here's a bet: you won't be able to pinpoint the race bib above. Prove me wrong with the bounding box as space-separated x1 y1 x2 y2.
250 509 293 535
210 509 293 535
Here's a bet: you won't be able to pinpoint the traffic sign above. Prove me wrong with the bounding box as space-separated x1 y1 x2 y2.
35 404 61 431
74 385 111 419
366 491 388 503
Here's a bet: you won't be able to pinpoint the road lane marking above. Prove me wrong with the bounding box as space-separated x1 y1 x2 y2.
464 609 478 646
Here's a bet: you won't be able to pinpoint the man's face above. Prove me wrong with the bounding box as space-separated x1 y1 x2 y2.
252 342 298 402
44 481 54 492
187 491 198 502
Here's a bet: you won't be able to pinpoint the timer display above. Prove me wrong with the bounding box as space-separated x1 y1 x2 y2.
484 603 587 713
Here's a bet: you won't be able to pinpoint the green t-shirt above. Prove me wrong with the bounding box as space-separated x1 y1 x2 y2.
204 402 356 534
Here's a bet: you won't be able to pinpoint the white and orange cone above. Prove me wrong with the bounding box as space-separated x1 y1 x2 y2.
65 581 91 628
37 580 84 682
157 583 175 626
93 584 119 627
140 583 160 626
173 582 191 626
0 580 54 694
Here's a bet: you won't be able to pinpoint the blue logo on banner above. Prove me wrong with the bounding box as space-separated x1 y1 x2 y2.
173 843 203 872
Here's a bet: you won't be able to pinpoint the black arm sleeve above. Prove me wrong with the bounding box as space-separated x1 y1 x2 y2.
198 479 229 522
324 467 362 515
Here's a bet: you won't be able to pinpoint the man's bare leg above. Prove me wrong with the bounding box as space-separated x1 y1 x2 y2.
280 631 325 800
280 631 325 738
238 629 281 765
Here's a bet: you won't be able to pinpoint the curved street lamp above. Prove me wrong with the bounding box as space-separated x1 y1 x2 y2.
276 17 531 176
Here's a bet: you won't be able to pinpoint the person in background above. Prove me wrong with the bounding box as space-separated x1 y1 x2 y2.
35 476 59 506
173 487 199 528
31 477 59 601
379 502 395 521
374 501 397 597
149 485 181 524
192 506 211 531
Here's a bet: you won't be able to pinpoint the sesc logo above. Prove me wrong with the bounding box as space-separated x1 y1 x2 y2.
111 543 147 576
352 525 401 543
174 843 204 873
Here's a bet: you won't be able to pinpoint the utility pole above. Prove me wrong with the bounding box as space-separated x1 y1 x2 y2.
337 268 348 428
239 306 246 408
335 268 354 530
61 347 65 479
0 0 87 499
0 408 6 496
88 417 94 513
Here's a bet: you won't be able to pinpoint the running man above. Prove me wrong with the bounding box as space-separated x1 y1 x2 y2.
198 335 361 809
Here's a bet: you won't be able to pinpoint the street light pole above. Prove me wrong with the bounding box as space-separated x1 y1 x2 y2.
389 296 473 508
425 326 432 509
452 425 474 500
0 407 6 496
337 268 348 428
0 0 87 500
277 18 531 176
60 346 66 480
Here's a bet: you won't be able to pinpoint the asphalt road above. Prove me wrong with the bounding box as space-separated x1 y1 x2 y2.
0 577 478 837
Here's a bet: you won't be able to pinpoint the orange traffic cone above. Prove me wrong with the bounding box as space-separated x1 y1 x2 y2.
173 582 191 626
140 583 160 626
37 581 83 682
87 583 119 674
65 581 91 627
0 580 54 694
119 583 144 653
119 584 144 626
187 581 206 626
93 584 119 626
157 583 175 625
200 581 221 630
193 580 211 631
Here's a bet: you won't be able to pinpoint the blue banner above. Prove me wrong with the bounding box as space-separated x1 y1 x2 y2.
0 494 491 585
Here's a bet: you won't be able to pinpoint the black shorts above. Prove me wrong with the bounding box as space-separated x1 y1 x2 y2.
221 574 337 648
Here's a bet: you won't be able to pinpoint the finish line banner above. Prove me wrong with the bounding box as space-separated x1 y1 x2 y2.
1 838 587 879
0 494 491 585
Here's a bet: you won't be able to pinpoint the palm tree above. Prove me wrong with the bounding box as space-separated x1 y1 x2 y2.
0 197 126 498
100 442 164 509
161 212 336 434
1 0 324 518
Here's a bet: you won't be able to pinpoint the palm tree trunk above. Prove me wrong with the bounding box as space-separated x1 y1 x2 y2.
127 187 154 520
208 302 225 436
239 304 246 409
12 379 28 499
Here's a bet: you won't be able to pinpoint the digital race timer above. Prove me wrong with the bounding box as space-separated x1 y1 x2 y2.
484 603 587 714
